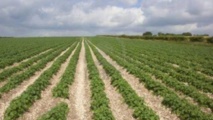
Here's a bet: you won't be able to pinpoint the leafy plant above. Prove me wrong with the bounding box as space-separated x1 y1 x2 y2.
37 102 68 120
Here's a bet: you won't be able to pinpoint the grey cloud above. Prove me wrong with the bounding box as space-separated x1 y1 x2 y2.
0 0 212 36
0 0 144 36
140 0 213 35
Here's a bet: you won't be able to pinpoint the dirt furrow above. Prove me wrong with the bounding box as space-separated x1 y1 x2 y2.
197 71 213 80
0 48 52 74
0 81 7 88
0 47 70 120
93 44 180 120
205 93 213 99
88 45 135 120
68 41 92 120
199 90 213 102
18 44 78 120
0 61 40 85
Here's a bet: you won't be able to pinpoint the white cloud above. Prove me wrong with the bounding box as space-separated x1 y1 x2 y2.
35 4 145 29
39 7 55 14
172 23 197 32
118 0 138 5
83 6 144 27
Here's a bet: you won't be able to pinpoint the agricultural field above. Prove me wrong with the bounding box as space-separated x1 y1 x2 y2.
0 36 213 120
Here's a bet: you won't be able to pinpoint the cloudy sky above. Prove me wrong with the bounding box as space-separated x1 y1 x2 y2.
0 0 213 36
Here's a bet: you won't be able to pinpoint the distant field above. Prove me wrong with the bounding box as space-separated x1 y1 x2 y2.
0 37 212 120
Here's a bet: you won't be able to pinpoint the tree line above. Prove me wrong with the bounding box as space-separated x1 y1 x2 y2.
143 31 209 37
105 32 213 43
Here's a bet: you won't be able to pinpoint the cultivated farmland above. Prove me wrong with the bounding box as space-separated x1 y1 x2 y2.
0 37 213 120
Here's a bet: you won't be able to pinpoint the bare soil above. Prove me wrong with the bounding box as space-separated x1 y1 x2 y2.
67 41 92 120
88 45 135 120
197 71 213 80
206 93 213 99
0 60 40 85
0 81 7 88
172 63 180 68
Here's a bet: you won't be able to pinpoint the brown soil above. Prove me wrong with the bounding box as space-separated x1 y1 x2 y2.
88 45 135 120
92 44 180 120
67 40 92 120
0 81 7 88
0 47 70 120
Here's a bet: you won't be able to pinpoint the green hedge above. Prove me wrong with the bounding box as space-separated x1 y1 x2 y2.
207 37 213 43
189 37 205 42
116 35 213 43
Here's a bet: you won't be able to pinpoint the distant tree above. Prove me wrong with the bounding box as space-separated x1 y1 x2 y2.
158 32 164 36
182 32 192 36
203 34 209 36
207 37 213 43
120 34 126 37
165 33 177 36
194 34 209 37
143 31 152 36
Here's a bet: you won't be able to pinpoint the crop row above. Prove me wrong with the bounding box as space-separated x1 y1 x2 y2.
114 41 213 85
0 45 63 82
137 39 213 76
0 37 78 69
3 42 78 120
88 42 159 120
99 39 213 93
130 44 213 77
0 43 74 97
99 39 213 109
136 50 213 84
0 42 59 69
90 40 213 120
52 42 81 98
103 42 213 96
85 41 115 120
97 37 213 76
100 45 213 111
0 46 54 70
126 46 213 89
37 102 68 120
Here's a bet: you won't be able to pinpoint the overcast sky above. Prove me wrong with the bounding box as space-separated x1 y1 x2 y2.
0 0 213 36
